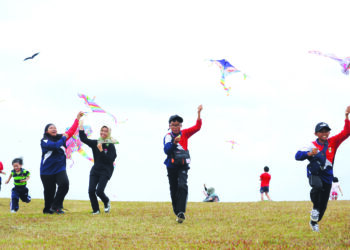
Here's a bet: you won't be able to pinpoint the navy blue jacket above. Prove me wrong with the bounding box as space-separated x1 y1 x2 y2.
40 136 67 175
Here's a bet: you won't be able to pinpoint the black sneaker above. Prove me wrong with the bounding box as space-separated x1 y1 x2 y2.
176 212 185 223
43 208 54 214
50 208 65 214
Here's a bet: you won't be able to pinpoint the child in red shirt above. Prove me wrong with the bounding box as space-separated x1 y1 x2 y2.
260 166 271 201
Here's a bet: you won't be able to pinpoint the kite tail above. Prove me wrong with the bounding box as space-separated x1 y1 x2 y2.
243 73 247 80
78 147 94 163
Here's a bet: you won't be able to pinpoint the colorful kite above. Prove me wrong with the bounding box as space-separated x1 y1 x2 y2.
78 94 117 125
308 51 350 75
226 140 238 149
210 59 247 95
65 125 94 167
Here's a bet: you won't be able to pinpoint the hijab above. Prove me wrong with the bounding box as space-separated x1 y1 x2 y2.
42 123 64 144
97 126 119 146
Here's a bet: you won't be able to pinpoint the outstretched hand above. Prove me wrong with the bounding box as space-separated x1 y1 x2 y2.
77 111 84 120
197 105 203 120
346 106 350 115
198 105 203 113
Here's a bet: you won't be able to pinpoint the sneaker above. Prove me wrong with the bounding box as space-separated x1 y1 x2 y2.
310 209 319 222
92 210 100 215
309 221 320 232
26 196 31 203
176 212 185 223
50 208 65 214
43 209 54 214
104 201 111 213
10 210 17 213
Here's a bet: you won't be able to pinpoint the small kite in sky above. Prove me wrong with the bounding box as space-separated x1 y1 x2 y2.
308 50 350 75
226 140 238 149
78 93 117 125
24 52 40 61
210 59 247 95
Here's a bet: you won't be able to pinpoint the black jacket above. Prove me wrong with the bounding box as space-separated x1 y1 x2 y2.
79 130 117 179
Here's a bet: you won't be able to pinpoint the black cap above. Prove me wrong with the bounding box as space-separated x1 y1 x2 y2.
169 115 183 124
315 122 331 133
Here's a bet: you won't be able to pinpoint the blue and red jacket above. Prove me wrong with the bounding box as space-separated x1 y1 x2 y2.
40 119 79 175
163 119 202 168
295 119 350 184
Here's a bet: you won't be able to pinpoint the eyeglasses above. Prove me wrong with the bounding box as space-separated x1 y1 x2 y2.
170 124 182 127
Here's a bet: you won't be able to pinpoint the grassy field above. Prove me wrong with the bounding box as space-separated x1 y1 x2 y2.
0 199 349 249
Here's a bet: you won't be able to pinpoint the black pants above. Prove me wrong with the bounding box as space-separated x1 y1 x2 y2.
167 166 188 216
40 170 69 212
88 174 110 212
11 186 31 211
309 175 332 222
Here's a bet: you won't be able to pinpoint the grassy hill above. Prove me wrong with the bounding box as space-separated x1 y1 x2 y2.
0 199 349 249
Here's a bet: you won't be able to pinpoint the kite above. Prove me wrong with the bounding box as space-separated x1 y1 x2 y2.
78 93 117 125
66 125 117 167
226 140 238 149
24 52 40 61
65 125 94 167
308 50 350 75
210 59 247 95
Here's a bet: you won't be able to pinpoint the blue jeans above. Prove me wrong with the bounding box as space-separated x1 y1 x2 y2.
11 186 31 211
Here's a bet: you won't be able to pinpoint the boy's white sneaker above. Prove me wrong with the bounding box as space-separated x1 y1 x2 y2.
10 210 17 213
310 209 319 222
309 221 320 232
92 211 100 215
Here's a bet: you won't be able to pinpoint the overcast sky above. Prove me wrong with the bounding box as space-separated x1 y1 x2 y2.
1 0 350 203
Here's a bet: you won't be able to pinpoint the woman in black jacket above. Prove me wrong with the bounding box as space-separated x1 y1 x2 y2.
79 121 117 214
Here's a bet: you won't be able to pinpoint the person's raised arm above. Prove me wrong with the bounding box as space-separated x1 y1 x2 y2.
65 111 84 140
79 120 96 148
197 104 203 120
182 105 203 138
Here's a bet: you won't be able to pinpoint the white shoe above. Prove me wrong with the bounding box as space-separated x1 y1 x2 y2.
92 211 100 215
309 221 320 232
104 202 111 213
176 212 185 223
310 209 319 222
10 210 17 213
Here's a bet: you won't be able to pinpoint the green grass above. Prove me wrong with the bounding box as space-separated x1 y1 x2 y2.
0 199 349 249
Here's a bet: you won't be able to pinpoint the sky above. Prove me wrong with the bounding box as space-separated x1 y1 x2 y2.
0 0 350 203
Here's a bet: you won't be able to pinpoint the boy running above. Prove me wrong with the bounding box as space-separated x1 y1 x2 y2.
5 158 31 213
163 105 203 223
295 106 350 232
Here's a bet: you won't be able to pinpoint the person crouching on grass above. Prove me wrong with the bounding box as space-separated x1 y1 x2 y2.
5 158 31 213
163 105 203 223
295 105 350 232
79 120 117 215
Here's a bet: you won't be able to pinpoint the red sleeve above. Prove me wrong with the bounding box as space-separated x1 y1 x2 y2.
0 162 3 171
65 119 79 140
182 119 202 138
329 119 350 150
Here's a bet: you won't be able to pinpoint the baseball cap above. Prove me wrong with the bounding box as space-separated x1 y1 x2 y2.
315 122 331 133
169 115 183 124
